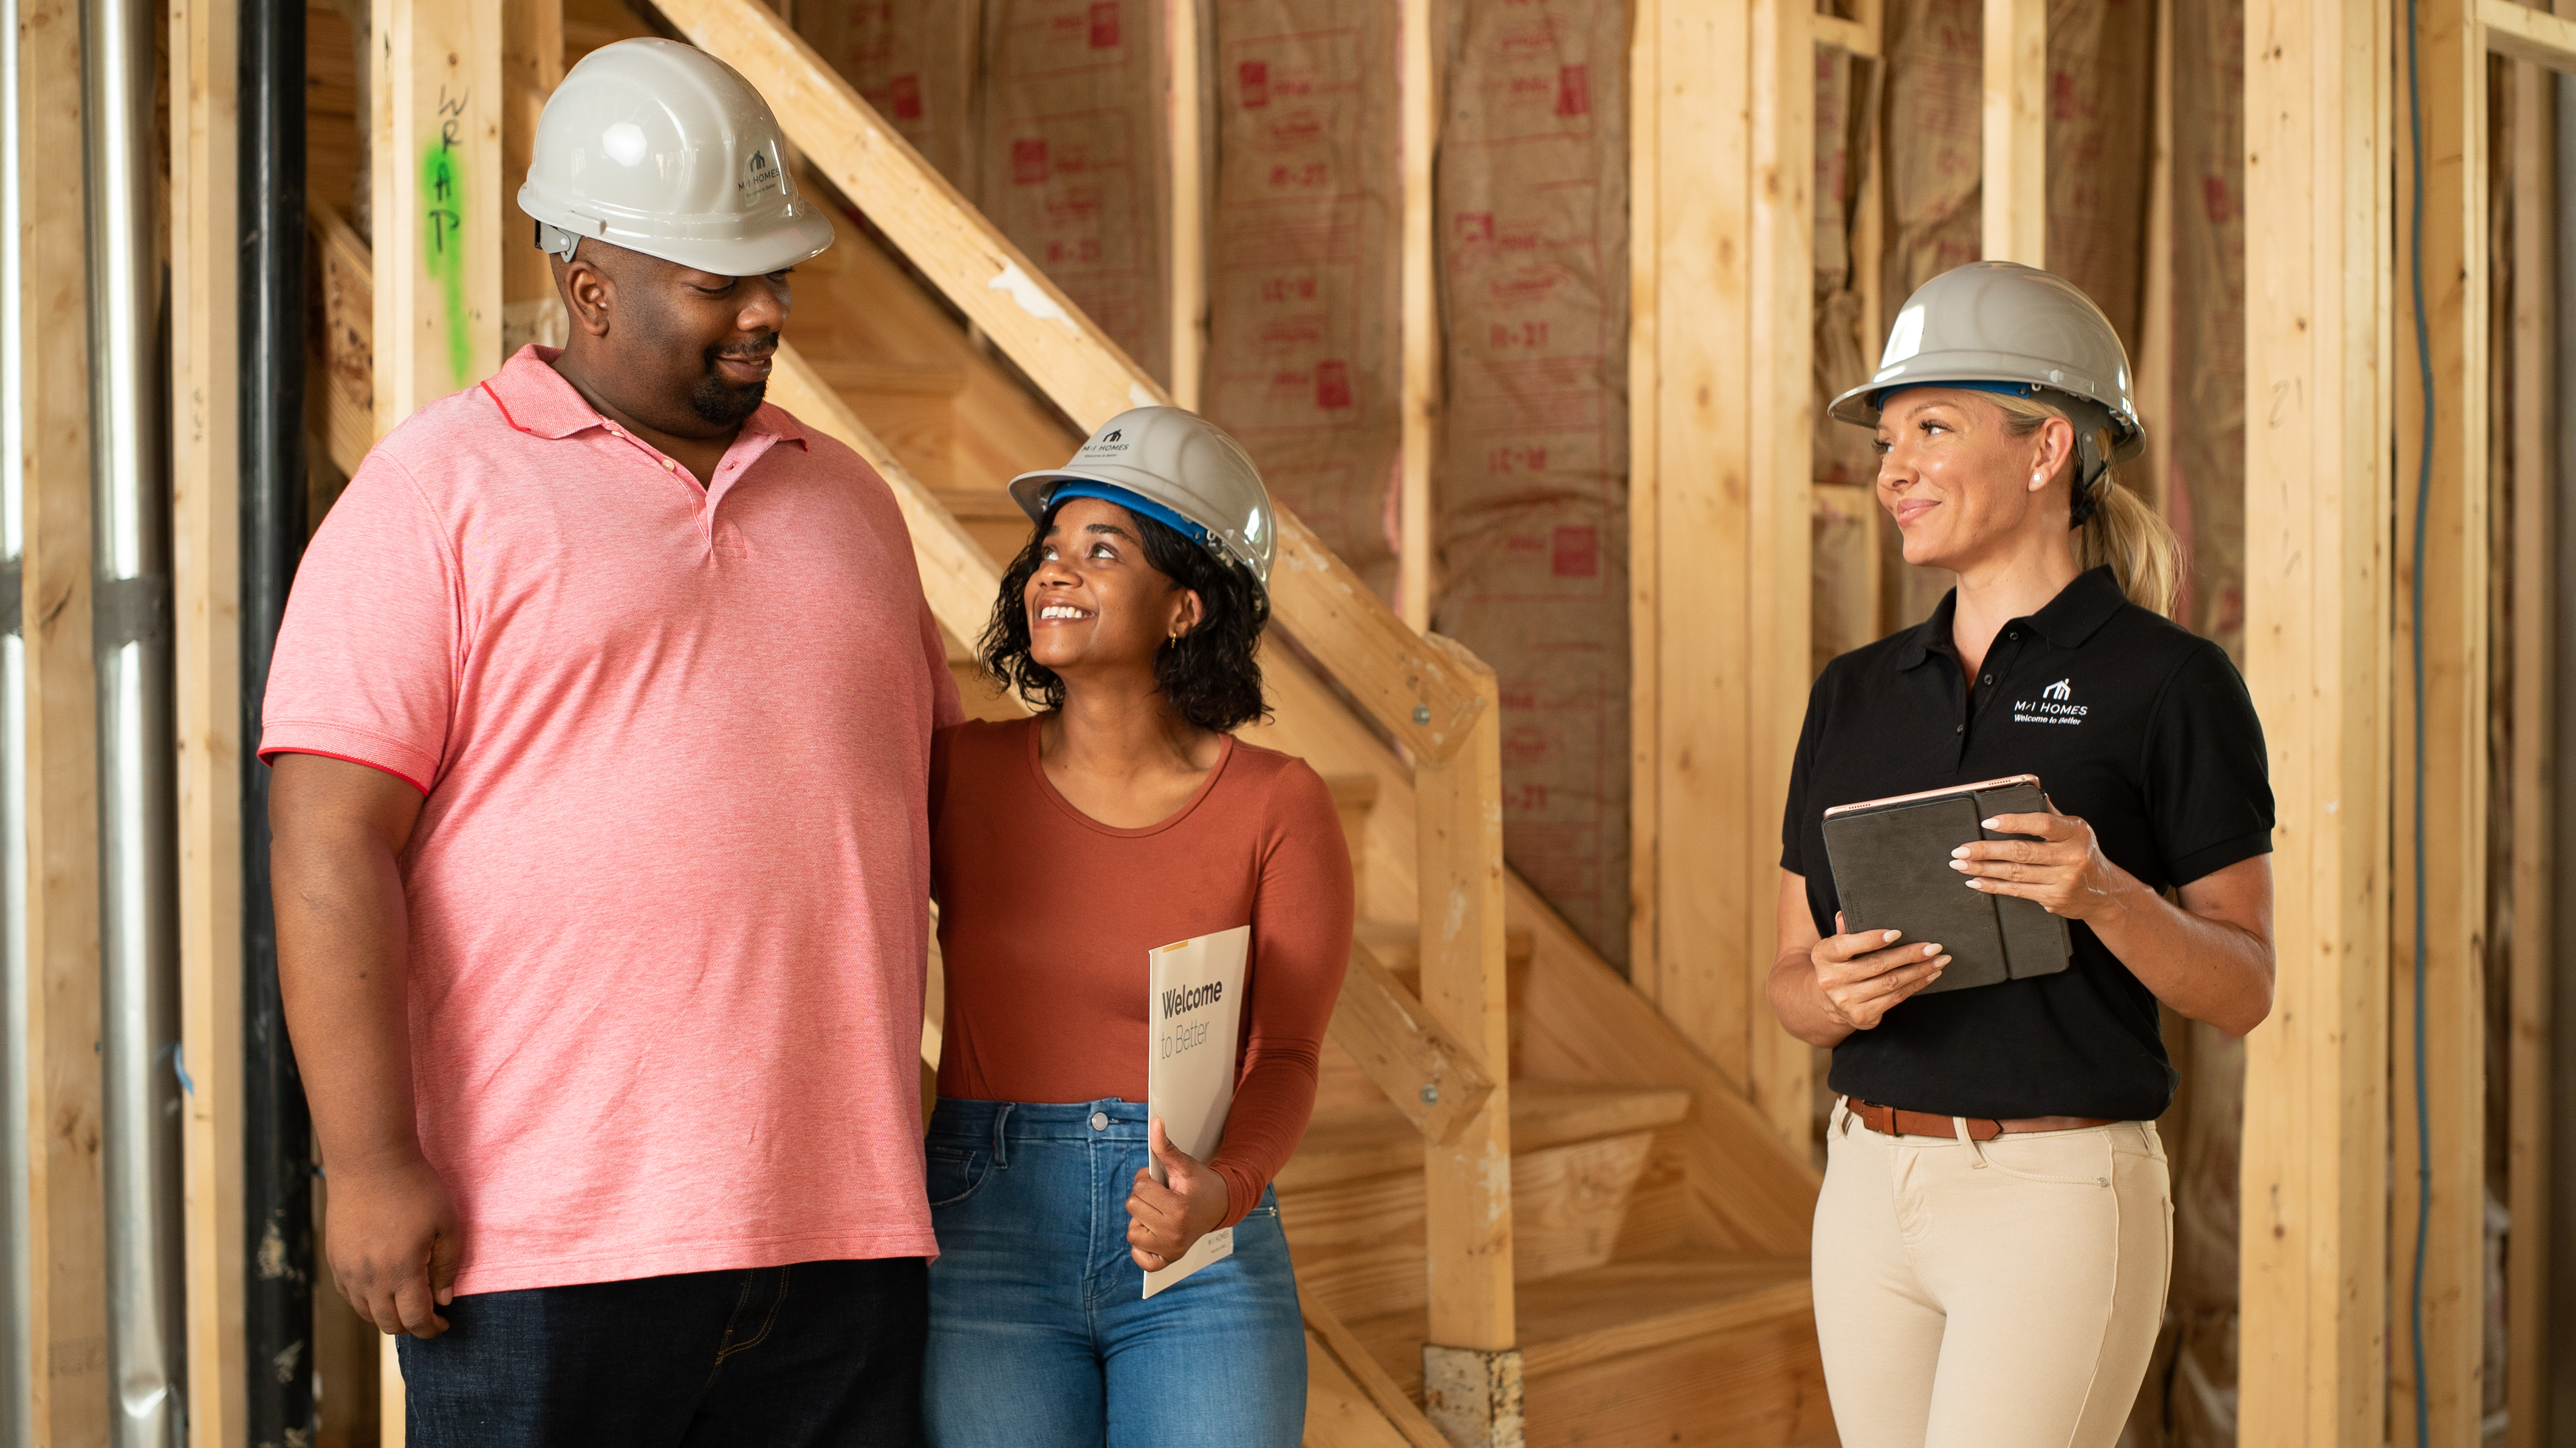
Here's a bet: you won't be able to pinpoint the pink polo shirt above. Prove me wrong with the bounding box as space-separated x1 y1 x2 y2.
262 346 964 1295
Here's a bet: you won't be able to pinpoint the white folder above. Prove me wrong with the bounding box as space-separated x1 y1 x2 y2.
1142 923 1250 1298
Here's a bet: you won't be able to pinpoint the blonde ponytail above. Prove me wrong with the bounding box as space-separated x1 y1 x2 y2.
2076 476 2182 617
1987 393 2185 617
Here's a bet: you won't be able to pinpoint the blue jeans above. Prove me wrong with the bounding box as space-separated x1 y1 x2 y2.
921 1098 1307 1448
396 1257 926 1447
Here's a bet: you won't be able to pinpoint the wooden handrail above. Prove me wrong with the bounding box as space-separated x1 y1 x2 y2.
651 0 1490 766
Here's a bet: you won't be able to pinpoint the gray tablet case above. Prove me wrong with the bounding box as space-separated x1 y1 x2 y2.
1820 780 2072 994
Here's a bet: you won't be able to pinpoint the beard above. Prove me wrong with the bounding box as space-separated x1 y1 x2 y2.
690 331 776 426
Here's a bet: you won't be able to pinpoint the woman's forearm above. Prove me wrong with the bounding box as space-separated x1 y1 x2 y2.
1769 950 1855 1049
2081 867 2273 1036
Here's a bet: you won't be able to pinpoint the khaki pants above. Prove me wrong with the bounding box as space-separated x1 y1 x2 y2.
1810 1098 2172 1448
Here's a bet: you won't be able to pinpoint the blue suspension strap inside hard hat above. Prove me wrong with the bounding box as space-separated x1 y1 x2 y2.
1041 481 1222 552
1870 379 2108 530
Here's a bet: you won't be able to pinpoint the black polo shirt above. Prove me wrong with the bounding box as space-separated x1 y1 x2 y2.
1779 566 2273 1120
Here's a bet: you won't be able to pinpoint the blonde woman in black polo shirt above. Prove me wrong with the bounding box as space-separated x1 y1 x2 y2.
1770 261 2275 1448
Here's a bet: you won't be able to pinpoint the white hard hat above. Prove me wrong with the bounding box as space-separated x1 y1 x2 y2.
517 38 834 277
1831 261 2142 521
1009 408 1277 593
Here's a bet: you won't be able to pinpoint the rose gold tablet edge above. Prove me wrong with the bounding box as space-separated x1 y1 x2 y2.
1820 773 2043 819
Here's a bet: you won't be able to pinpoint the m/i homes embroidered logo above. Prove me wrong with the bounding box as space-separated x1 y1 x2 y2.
2015 678 2087 725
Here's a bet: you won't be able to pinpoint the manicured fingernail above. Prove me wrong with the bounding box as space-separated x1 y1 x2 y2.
1965 879 1984 890
1951 845 1970 858
1883 930 1901 943
1982 818 1999 828
1948 859 1968 871
1934 955 1952 968
1922 944 1941 956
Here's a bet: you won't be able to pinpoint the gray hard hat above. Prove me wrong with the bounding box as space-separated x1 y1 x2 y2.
1009 408 1277 594
1829 261 2143 499
518 38 835 276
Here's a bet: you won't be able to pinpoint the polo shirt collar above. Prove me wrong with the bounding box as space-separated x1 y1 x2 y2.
479 344 810 449
2027 565 2128 647
1895 592 1958 670
1894 564 2128 669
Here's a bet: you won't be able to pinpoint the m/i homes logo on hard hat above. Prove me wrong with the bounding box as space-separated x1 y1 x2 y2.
739 148 781 208
1084 428 1131 458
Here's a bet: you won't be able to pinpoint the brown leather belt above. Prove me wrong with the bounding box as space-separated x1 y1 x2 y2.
1846 1098 2119 1142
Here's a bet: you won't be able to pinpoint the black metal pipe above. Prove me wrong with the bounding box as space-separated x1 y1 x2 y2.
240 0 313 1442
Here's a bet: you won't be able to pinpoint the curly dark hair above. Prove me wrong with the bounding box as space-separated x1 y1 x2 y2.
979 498 1272 733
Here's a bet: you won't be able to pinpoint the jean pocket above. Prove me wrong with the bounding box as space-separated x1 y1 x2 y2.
925 1144 992 1209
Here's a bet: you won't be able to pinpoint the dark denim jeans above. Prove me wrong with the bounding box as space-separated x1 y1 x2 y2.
920 1099 1306 1448
397 1256 928 1448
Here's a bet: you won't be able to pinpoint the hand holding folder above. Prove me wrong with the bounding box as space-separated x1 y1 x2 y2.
1821 776 2073 994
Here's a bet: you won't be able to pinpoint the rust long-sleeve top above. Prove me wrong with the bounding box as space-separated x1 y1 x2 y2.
928 717 1355 1226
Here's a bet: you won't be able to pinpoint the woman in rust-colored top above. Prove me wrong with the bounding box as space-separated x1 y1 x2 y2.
920 408 1352 1448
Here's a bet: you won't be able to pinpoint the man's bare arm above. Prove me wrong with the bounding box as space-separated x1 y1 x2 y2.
270 751 459 1337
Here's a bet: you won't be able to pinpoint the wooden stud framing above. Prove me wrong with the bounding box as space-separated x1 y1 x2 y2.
2389 2 2489 1441
372 0 505 436
2236 0 2393 1442
173 0 247 1442
502 0 566 344
1980 0 2044 264
1814 12 1875 59
2503 42 2553 1448
2484 0 2576 69
1744 0 1815 1154
1628 0 1815 1156
1396 0 1440 634
1413 635 1515 1431
2132 0 2177 511
1166 0 1206 411
9 0 106 1440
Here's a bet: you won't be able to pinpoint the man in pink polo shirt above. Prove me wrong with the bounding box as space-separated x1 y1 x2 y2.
263 41 957 1446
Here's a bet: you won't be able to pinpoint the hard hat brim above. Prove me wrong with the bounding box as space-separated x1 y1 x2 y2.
517 184 837 278
1828 367 2145 466
1008 463 1273 589
1010 465 1191 527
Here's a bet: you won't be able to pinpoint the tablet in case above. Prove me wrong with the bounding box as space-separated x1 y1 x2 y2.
1820 776 2073 994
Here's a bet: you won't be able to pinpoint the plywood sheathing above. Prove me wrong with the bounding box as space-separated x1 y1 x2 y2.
1201 0 1404 600
1430 0 1630 971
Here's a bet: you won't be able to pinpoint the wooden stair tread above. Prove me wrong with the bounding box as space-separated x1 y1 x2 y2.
1343 1251 1812 1399
1279 1081 1690 1192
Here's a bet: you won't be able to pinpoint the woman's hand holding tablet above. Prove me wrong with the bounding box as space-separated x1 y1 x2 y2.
1805 912 1951 1033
